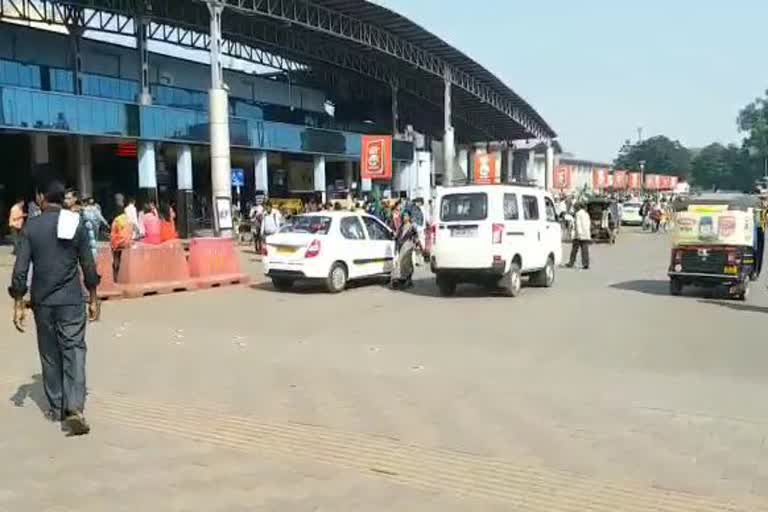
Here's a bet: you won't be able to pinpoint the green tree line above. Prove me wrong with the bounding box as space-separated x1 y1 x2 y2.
613 90 768 191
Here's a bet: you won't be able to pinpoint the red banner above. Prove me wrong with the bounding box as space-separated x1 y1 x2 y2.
645 174 659 190
613 170 628 189
670 176 679 189
473 152 498 184
658 175 672 190
554 165 571 190
628 172 642 189
593 168 608 190
361 135 393 180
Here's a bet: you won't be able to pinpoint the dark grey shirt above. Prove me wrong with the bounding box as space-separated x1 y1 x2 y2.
8 206 100 306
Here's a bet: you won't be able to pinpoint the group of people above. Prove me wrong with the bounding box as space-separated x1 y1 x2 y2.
640 198 675 233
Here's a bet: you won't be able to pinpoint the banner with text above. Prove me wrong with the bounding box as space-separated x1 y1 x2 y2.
613 170 628 189
361 135 393 180
554 165 572 190
473 152 498 184
628 172 642 189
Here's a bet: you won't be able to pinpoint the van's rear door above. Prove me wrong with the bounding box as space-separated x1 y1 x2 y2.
434 191 491 268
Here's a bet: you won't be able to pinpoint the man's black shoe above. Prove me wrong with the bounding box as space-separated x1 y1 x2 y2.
63 412 91 436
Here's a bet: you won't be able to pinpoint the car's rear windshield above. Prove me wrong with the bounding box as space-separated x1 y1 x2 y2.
440 193 488 221
279 215 332 234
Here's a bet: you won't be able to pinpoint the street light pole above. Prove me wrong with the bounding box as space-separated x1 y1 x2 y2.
639 160 646 190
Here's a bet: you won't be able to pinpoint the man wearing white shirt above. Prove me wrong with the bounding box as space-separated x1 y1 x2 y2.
124 197 141 239
260 202 283 238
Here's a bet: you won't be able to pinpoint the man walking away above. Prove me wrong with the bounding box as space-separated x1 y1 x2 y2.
8 180 100 436
566 202 591 270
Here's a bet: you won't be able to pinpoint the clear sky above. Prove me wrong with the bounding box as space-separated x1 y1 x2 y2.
374 0 768 162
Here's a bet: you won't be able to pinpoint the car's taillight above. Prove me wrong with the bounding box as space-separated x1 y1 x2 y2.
305 239 321 258
727 251 738 265
492 223 504 244
674 249 683 263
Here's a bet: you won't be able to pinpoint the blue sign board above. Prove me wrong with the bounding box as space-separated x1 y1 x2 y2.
231 168 245 187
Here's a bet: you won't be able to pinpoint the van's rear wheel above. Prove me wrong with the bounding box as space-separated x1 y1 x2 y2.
502 263 522 297
531 257 555 287
669 278 683 296
436 274 457 297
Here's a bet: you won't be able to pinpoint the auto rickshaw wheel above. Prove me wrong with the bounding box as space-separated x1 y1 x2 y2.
669 278 683 296
734 281 749 301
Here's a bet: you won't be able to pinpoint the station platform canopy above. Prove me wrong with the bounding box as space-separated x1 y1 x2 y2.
6 0 556 143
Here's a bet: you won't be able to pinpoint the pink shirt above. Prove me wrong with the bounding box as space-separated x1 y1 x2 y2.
142 212 162 245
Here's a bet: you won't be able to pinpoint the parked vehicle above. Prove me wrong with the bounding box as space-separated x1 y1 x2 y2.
668 194 763 300
264 212 394 293
430 184 562 297
586 198 619 243
621 201 643 226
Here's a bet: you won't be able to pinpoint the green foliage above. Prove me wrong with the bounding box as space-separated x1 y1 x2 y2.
614 136 691 178
690 143 757 191
738 91 768 159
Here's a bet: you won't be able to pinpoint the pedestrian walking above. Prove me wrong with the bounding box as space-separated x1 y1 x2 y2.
391 210 423 289
8 197 25 255
8 180 100 435
566 202 591 269
249 201 264 254
260 202 283 240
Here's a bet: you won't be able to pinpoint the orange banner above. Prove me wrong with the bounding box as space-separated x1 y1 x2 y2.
593 168 608 190
361 135 393 180
613 170 628 189
628 172 642 189
645 174 659 190
473 152 498 184
659 175 672 190
554 165 571 190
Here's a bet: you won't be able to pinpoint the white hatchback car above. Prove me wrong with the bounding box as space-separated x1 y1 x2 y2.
264 212 395 292
621 202 643 225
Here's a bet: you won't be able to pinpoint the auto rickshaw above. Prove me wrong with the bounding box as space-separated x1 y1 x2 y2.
668 194 764 300
586 198 619 243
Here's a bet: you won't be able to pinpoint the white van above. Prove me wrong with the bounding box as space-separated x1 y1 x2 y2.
430 184 562 297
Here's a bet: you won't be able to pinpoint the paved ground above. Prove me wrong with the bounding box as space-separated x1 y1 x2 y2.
1 229 768 511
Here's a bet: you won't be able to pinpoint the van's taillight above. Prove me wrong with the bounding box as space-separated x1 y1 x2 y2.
305 239 321 258
429 224 436 245
674 250 683 263
727 251 739 265
492 223 504 244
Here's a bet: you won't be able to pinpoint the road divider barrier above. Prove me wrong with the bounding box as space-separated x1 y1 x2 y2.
116 241 196 298
95 246 123 300
188 237 250 289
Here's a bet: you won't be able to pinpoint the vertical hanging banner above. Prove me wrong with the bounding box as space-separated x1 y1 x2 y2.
659 175 672 190
628 172 642 189
613 170 628 189
473 152 498 184
361 135 393 180
645 174 659 190
592 168 608 190
554 165 571 191
670 176 679 190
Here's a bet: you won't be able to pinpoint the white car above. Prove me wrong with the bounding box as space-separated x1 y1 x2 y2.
430 184 562 297
264 211 395 292
621 202 643 225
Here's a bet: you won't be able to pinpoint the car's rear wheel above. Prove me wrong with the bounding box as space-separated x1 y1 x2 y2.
272 277 294 292
502 263 522 297
531 257 555 288
326 262 348 293
436 274 457 297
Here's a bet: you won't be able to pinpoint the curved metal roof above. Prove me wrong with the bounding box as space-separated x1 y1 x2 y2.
313 0 555 139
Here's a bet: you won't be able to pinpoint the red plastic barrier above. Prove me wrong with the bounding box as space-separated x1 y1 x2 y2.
188 237 250 288
117 241 195 298
95 246 123 300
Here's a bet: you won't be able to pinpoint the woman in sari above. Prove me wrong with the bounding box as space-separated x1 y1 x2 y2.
391 209 422 290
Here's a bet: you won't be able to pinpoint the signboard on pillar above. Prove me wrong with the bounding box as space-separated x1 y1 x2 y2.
628 172 642 189
473 152 498 185
554 165 571 191
361 135 393 180
613 170 628 189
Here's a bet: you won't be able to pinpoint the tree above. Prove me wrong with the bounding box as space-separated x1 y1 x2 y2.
737 90 768 177
614 135 692 178
690 143 758 191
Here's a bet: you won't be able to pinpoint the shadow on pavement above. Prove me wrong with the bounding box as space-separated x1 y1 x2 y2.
250 276 389 295
610 280 670 296
9 374 48 415
399 277 522 299
698 299 768 314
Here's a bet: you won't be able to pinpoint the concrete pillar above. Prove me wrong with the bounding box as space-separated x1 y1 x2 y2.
135 14 152 105
74 137 93 197
545 143 555 191
68 27 84 95
138 141 157 204
176 144 193 238
313 155 326 203
344 160 354 200
526 149 536 183
31 134 49 165
505 146 515 183
254 151 268 195
443 70 455 186
391 83 399 136
457 147 470 184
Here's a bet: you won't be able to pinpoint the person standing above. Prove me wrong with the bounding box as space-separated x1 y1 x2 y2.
8 180 100 435
8 197 26 255
124 197 141 239
249 201 265 254
566 202 591 270
260 202 283 240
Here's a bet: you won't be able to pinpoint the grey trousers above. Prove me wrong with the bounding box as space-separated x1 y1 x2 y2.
33 304 88 416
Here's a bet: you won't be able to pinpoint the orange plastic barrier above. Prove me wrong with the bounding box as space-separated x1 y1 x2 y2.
188 237 250 289
116 241 195 298
95 246 123 300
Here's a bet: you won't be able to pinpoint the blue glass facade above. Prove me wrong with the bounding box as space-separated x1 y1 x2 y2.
0 58 413 160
